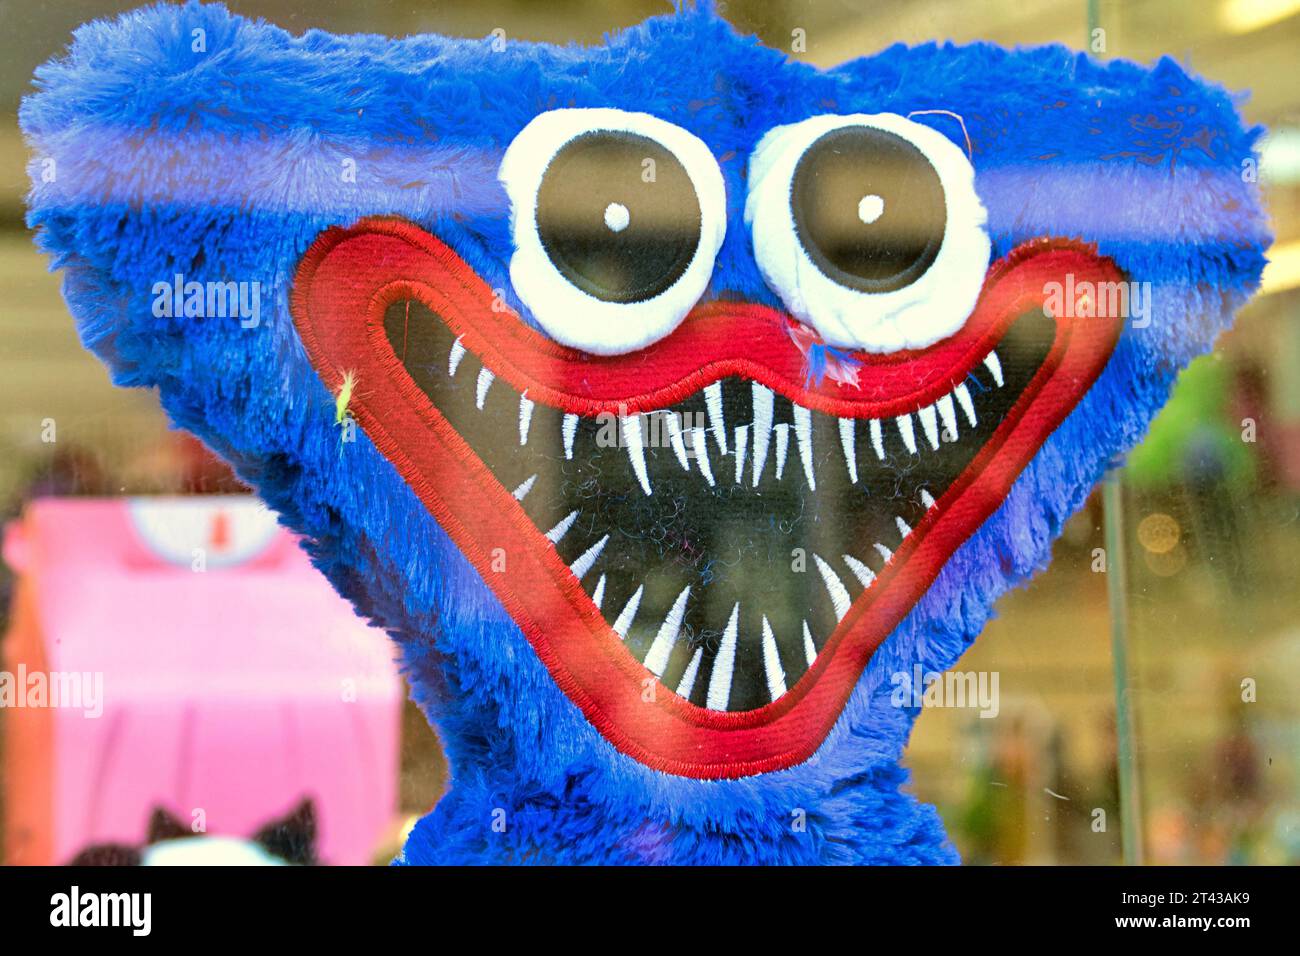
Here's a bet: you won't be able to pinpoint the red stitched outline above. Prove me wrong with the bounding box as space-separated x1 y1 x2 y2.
291 217 1123 778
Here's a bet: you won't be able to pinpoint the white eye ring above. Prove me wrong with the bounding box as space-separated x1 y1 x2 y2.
499 108 727 356
744 113 990 354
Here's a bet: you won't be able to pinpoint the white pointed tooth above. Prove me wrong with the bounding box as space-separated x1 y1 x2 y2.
773 423 790 480
690 427 716 487
706 603 740 712
448 337 467 376
761 616 788 702
621 414 652 496
475 367 494 410
643 585 691 677
920 488 937 510
812 553 852 622
591 574 607 611
612 585 644 638
704 382 728 455
869 418 885 460
518 394 535 445
750 384 774 487
937 394 958 442
985 351 1004 388
792 405 816 489
874 542 893 563
569 534 609 581
676 647 704 699
802 621 817 669
733 424 749 483
896 516 913 539
511 474 537 501
838 418 858 484
895 414 917 455
562 413 579 460
954 383 977 427
842 553 876 588
663 413 691 470
545 510 579 544
918 405 940 450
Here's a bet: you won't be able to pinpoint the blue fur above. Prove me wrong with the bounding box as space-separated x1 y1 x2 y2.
21 1 1268 864
802 342 862 387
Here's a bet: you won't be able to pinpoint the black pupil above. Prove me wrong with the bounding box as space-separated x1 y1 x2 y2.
790 126 947 294
535 131 702 304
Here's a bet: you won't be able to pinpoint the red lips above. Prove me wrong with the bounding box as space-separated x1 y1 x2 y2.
291 217 1123 779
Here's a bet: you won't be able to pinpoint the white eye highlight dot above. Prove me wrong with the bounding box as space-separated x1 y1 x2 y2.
604 201 631 233
857 194 884 225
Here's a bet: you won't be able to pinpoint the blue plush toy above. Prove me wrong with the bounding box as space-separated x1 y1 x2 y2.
22 1 1268 864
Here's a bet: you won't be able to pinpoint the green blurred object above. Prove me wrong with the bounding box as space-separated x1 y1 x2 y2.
1124 355 1256 490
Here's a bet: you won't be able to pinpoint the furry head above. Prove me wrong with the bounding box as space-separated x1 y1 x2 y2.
22 1 1268 863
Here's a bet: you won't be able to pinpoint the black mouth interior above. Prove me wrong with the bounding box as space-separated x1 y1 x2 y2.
383 301 1054 713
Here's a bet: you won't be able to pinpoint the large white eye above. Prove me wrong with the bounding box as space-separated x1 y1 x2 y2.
499 109 726 356
745 113 990 354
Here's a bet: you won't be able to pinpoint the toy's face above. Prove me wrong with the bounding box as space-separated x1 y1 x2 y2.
25 5 1265 791
293 106 1123 777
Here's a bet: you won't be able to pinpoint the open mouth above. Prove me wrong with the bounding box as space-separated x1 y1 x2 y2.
383 301 1050 713
292 218 1124 778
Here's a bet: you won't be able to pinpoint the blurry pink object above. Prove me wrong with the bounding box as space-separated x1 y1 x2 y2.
2 496 402 865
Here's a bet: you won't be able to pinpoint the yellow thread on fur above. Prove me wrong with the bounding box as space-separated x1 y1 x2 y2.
334 370 357 425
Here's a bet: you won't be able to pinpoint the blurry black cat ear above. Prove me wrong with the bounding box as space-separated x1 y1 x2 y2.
146 806 191 844
67 843 143 866
253 797 318 865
